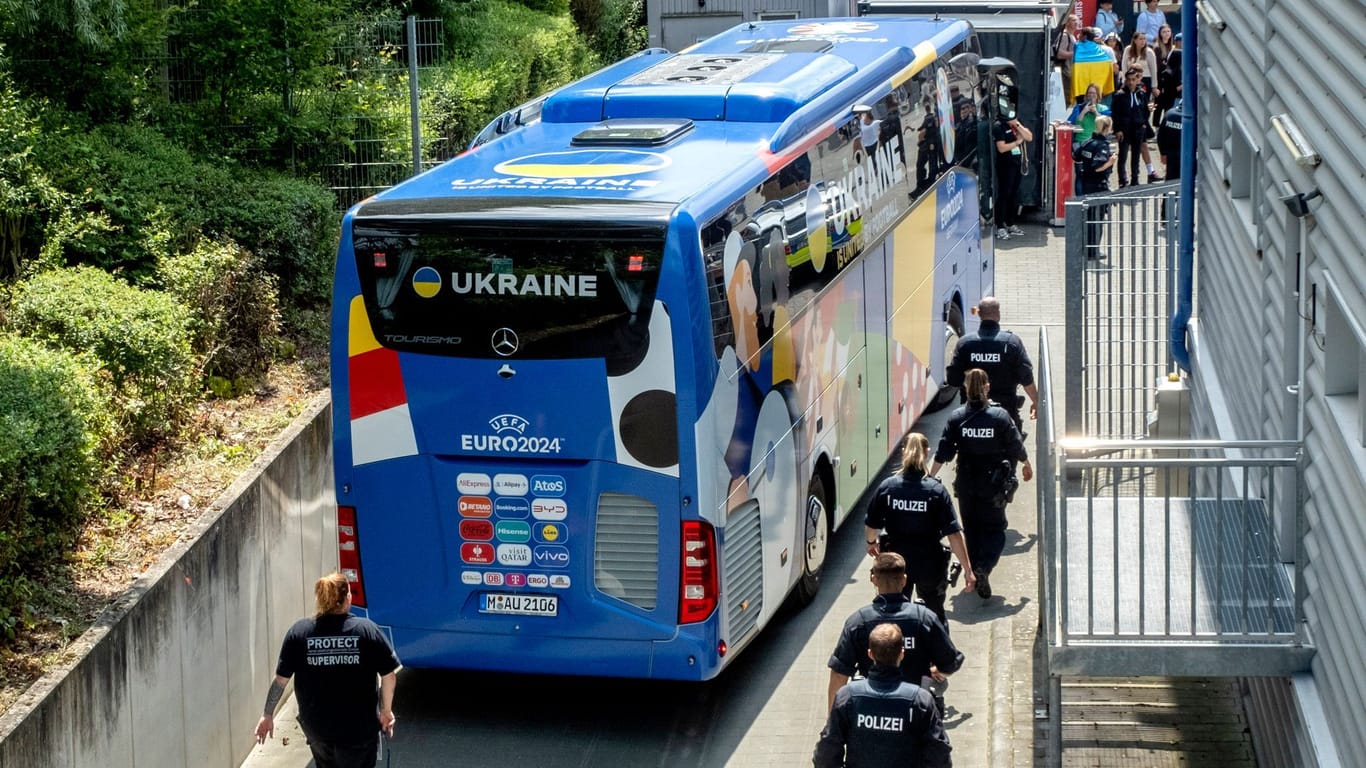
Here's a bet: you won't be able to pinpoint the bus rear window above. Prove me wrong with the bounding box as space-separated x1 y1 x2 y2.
353 222 665 367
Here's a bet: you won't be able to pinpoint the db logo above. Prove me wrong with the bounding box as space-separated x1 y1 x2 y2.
505 573 527 587
532 498 567 521
459 496 493 517
526 574 550 588
497 543 533 566
457 472 492 495
460 543 495 565
460 519 494 541
483 572 505 586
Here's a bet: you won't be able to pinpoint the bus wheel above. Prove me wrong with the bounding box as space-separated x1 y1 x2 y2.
927 301 965 412
795 474 829 605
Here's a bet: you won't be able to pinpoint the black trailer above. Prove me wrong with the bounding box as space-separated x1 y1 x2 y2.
860 0 1069 210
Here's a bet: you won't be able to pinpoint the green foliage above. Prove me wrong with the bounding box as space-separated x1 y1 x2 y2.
429 0 595 151
157 238 281 385
0 334 107 638
9 266 198 447
571 0 648 64
0 64 65 279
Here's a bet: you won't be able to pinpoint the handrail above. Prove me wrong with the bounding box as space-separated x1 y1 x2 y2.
1058 438 1300 451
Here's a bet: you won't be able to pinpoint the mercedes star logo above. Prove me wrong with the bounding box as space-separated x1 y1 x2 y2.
491 327 519 357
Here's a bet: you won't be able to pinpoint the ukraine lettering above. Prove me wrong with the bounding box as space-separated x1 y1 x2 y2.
451 273 597 298
450 177 660 189
831 133 906 237
856 714 905 732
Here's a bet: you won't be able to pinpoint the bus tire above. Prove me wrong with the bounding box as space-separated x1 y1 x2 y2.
926 300 965 412
794 474 829 606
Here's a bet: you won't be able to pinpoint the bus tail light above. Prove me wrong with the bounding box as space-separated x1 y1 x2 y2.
337 506 367 607
679 520 717 623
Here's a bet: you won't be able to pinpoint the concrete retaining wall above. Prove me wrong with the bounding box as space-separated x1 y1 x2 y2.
0 395 335 768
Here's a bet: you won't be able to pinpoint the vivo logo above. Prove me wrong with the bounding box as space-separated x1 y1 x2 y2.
530 475 566 497
457 472 492 494
533 545 570 569
532 498 568 521
493 473 529 496
498 543 533 566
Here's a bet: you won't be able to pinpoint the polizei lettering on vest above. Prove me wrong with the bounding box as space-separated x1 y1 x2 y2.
969 352 1002 363
962 427 995 438
856 714 906 732
889 498 929 512
451 273 598 297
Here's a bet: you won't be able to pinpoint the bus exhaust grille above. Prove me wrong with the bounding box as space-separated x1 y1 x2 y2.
723 500 763 642
594 493 659 610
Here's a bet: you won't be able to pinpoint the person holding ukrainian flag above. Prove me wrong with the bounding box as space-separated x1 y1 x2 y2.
1072 27 1117 105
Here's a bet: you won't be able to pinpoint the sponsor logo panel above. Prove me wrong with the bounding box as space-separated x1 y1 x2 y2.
530 474 567 497
532 498 568 521
505 573 527 587
534 522 568 544
461 571 483 585
459 519 494 541
457 473 492 495
549 574 572 589
495 520 531 543
495 497 531 518
533 545 571 569
493 473 529 496
526 574 550 588
498 543 533 566
460 543 495 565
483 572 505 586
459 496 493 517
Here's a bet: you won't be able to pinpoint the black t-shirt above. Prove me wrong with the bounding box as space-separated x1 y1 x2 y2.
865 472 960 562
947 320 1035 410
828 594 964 681
992 119 1022 169
276 613 402 745
815 667 952 768
1074 135 1114 184
934 402 1027 495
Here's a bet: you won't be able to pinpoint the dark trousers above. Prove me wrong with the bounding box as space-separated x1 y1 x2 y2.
959 494 1008 575
1080 179 1110 258
309 738 380 768
1117 129 1144 185
901 550 951 626
996 159 1022 228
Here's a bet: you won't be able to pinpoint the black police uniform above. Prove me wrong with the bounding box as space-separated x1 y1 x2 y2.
828 593 964 697
866 472 961 623
814 664 953 768
947 319 1036 433
934 401 1027 578
1073 132 1114 259
1157 101 1182 181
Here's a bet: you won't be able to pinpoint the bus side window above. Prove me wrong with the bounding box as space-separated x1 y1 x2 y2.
702 220 735 357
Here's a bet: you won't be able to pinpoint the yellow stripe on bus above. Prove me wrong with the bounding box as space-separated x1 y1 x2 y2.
890 41 939 89
890 189 938 365
349 295 381 357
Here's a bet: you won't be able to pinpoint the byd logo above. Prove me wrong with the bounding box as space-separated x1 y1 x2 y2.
532 499 567 521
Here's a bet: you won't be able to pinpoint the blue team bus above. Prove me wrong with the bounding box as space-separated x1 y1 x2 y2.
331 17 1013 680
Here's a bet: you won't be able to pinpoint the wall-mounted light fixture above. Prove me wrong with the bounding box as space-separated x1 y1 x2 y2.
1271 113 1321 168
1196 0 1227 30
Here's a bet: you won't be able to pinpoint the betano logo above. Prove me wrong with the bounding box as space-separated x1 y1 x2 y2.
494 150 671 179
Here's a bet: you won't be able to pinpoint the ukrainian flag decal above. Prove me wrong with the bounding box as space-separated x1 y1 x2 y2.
412 266 442 298
495 150 670 179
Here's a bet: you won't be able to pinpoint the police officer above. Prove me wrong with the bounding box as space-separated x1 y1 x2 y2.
815 623 953 768
947 296 1039 435
1156 98 1183 181
929 369 1031 600
865 432 975 623
828 553 966 715
1073 115 1117 260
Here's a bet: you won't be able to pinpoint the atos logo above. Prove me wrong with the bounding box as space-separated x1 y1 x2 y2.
493 473 529 496
488 414 530 434
494 497 530 518
460 571 483 585
549 574 572 589
497 543 533 566
457 472 492 495
526 574 550 588
533 545 570 569
532 498 568 521
505 573 527 587
534 523 567 544
460 543 495 565
530 475 566 497
460 519 494 541
458 496 493 518
495 520 531 543
483 572 505 586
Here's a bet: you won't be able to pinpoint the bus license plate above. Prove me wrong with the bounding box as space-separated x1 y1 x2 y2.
480 593 558 617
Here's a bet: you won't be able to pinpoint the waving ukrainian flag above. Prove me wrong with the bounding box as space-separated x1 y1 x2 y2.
1072 40 1116 102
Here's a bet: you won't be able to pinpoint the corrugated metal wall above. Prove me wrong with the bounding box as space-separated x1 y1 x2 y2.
1197 0 1366 761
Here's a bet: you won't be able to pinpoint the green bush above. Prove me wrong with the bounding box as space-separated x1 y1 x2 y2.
158 239 281 387
9 266 198 447
0 334 107 638
0 65 65 279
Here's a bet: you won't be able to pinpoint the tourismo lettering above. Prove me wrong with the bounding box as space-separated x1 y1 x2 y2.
451 273 597 298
